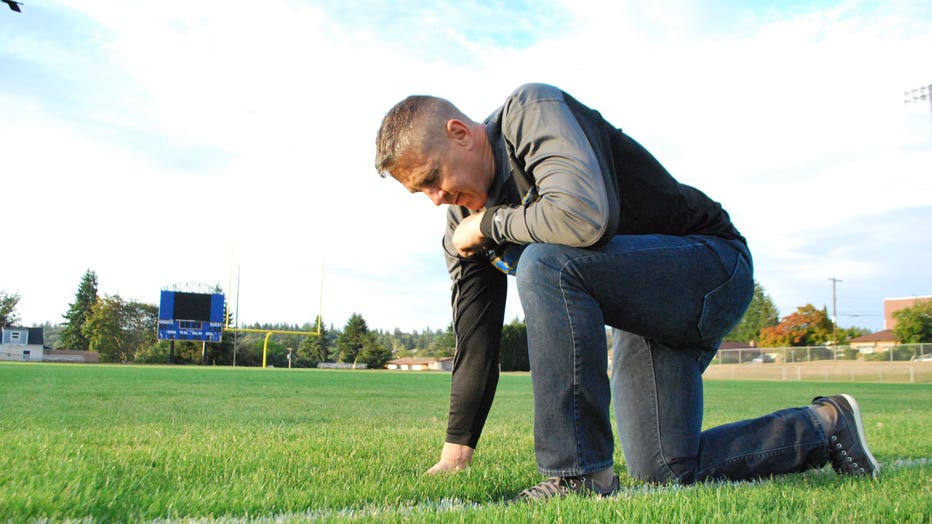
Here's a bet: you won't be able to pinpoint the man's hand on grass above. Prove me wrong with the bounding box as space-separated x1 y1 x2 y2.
425 442 474 475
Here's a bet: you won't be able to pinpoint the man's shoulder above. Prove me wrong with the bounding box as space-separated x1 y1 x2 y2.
486 83 566 124
507 83 565 105
494 84 570 128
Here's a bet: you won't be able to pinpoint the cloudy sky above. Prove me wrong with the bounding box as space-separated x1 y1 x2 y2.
2 0 930 334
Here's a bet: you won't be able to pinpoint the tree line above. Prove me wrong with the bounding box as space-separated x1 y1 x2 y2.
723 281 932 349
1 270 532 370
3 270 930 368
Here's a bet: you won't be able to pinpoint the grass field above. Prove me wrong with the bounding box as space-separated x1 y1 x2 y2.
1 362 929 523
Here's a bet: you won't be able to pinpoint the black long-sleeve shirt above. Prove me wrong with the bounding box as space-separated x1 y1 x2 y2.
441 84 744 448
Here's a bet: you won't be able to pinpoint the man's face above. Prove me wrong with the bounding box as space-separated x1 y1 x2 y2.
404 142 491 211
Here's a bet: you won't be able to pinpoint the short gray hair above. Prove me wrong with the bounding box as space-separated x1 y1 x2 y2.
374 95 468 186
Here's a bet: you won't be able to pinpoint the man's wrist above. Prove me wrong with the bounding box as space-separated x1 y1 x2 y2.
479 206 503 240
441 442 475 465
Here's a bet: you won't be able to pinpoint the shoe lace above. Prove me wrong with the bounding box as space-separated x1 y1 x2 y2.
518 477 580 500
830 434 867 475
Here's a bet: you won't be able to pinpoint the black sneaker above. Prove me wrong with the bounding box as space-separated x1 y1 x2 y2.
812 394 881 478
512 474 619 502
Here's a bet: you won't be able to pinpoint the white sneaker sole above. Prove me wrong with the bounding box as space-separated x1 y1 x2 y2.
840 393 881 478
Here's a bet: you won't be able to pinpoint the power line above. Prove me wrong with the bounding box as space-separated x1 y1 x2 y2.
904 83 932 140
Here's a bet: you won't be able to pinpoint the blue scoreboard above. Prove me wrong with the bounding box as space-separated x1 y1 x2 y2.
157 290 225 342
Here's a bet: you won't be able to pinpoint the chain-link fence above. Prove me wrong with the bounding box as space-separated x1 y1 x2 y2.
707 343 932 384
713 343 932 364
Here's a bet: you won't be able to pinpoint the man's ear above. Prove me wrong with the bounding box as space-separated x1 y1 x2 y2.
445 119 471 146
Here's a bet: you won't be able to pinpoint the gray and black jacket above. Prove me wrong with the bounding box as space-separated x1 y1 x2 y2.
440 83 745 448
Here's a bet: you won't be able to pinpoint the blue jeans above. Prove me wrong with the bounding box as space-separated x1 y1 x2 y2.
515 234 829 481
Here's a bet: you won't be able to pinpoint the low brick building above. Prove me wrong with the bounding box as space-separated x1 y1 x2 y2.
849 329 897 355
884 296 932 330
386 356 454 371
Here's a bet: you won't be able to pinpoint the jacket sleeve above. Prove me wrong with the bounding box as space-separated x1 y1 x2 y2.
442 207 507 448
479 84 612 248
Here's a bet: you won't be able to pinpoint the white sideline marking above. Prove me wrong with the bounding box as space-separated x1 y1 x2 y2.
888 457 931 469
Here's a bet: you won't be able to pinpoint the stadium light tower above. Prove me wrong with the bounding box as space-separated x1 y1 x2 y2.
904 83 932 139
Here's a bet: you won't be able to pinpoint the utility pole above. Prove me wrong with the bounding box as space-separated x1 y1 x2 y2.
829 277 842 358
904 83 932 140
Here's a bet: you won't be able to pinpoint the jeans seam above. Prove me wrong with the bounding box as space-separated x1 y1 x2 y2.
557 255 585 474
804 405 828 442
557 252 608 476
646 338 680 482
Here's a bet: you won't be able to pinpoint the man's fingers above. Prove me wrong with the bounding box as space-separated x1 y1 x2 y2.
425 461 463 475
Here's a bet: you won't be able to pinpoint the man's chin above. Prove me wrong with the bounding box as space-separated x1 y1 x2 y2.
464 196 487 211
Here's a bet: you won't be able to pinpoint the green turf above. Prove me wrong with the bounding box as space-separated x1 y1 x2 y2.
1 362 929 522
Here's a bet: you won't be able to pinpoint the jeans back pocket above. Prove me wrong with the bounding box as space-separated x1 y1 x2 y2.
697 253 753 341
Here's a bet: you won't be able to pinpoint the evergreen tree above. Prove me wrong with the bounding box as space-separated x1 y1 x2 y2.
39 321 63 349
297 315 331 366
58 269 98 350
332 313 391 367
500 318 530 371
724 280 779 344
390 327 415 351
358 337 392 368
435 323 456 356
336 313 370 364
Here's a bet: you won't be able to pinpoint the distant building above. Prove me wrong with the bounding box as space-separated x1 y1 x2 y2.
386 356 454 371
884 296 932 330
0 326 99 363
849 329 897 355
0 326 45 361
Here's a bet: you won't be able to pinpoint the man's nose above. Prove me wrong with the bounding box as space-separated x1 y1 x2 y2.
424 187 445 206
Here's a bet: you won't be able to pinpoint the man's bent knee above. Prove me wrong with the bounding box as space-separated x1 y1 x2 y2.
515 244 563 293
626 456 697 485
